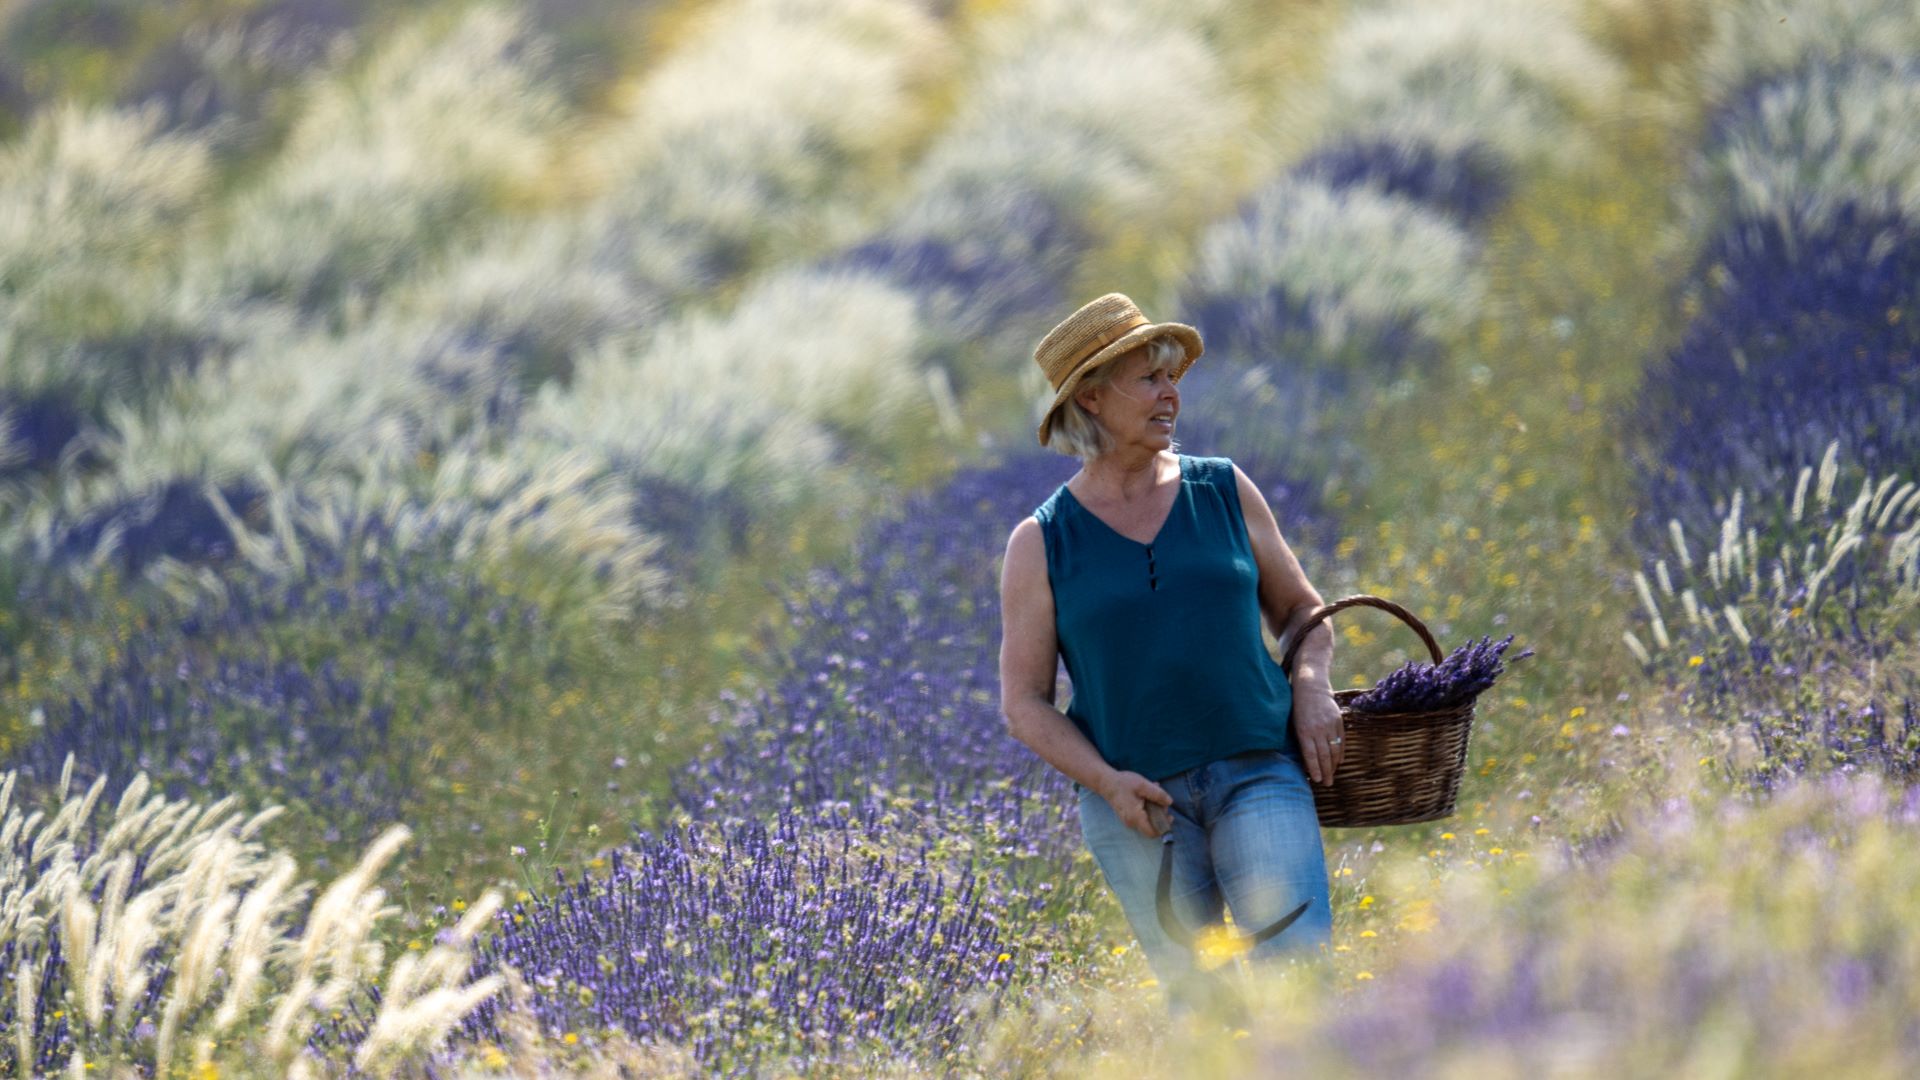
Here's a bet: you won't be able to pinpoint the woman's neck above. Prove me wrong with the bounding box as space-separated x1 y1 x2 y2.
1077 448 1175 503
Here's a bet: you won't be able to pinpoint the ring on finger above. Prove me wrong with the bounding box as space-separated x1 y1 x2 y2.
1330 735 1343 745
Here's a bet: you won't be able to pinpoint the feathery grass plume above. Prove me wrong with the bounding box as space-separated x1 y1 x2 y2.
209 855 299 1033
1693 0 1920 105
17 298 652 619
1318 0 1624 170
355 444 669 624
351 893 505 1074
906 12 1248 239
12 959 33 1080
1630 445 1920 660
531 268 930 509
582 0 948 280
0 102 211 331
154 891 238 1073
293 825 416 1012
382 214 665 392
179 4 564 321
769 0 1252 386
21 423 651 627
94 313 518 497
297 839 505 1065
0 763 499 1074
1182 175 1485 367
1171 170 1477 483
0 104 213 430
1687 59 1920 243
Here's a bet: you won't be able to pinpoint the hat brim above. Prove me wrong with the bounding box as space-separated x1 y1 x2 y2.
1037 322 1204 446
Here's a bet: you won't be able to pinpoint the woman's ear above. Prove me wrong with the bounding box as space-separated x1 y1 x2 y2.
1074 383 1101 416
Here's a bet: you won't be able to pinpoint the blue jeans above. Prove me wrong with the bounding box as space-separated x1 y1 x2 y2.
1077 748 1332 1012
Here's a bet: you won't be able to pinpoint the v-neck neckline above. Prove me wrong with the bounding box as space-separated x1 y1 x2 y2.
1060 455 1187 549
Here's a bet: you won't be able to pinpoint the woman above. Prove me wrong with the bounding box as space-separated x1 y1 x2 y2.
998 292 1341 1012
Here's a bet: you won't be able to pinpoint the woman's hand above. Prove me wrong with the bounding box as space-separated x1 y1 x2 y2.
1293 681 1346 786
1100 771 1173 839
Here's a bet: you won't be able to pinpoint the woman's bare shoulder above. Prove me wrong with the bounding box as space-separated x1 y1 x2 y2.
1004 514 1045 563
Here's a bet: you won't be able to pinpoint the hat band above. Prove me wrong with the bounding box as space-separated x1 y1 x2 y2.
1049 313 1151 390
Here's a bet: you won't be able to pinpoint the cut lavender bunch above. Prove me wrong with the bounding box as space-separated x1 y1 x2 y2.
1348 634 1533 715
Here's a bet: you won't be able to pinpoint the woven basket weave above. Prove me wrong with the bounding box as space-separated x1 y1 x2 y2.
1280 595 1474 828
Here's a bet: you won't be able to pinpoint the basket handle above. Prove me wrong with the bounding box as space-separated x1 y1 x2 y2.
1279 594 1444 676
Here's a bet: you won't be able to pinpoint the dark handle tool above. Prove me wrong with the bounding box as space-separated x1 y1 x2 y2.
1154 830 1310 949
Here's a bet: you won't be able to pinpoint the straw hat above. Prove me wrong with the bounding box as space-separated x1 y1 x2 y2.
1033 293 1203 446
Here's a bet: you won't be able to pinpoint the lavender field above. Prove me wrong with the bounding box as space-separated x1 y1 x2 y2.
1 0 1917 1075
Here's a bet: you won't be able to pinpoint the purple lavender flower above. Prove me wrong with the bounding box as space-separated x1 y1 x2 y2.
1292 136 1511 227
319 806 1029 1073
1348 635 1533 714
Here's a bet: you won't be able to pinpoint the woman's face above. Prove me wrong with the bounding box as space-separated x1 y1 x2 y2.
1082 343 1179 450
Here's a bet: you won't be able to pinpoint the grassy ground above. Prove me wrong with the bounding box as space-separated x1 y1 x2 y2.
1333 113 1698 842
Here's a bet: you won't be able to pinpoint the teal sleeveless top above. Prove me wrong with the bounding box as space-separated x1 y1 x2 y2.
1033 454 1296 783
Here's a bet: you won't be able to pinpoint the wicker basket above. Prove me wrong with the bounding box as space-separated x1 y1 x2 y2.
1279 594 1474 828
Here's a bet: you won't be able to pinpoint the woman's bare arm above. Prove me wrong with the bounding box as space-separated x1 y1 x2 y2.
1231 465 1333 678
1231 464 1344 783
999 517 1169 834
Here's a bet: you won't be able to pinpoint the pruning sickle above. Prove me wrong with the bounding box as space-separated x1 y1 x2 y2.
1151 806 1311 950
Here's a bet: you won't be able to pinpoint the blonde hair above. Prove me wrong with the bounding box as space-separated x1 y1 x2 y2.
1045 335 1187 461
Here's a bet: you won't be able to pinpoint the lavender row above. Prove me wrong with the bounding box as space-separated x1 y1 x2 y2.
1632 197 1920 544
670 449 1083 868
1622 26 1920 784
448 807 1030 1075
7 497 547 826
